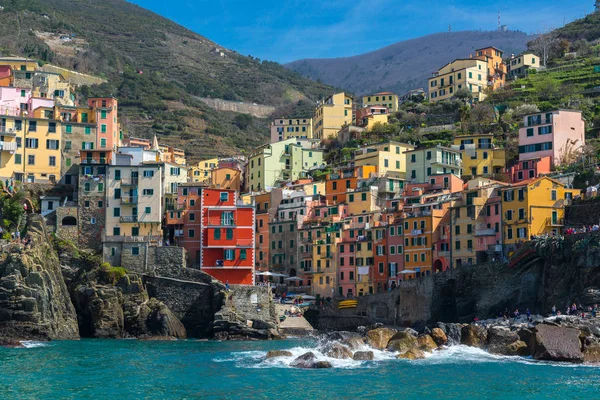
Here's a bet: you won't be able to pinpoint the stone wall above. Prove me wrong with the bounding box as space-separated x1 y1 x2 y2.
109 244 186 273
197 97 275 118
228 285 274 324
144 275 223 337
55 206 78 243
40 65 106 86
565 201 600 227
77 172 105 251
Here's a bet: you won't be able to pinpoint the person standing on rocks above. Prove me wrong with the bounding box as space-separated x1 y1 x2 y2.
513 309 520 320
526 309 531 322
551 305 557 316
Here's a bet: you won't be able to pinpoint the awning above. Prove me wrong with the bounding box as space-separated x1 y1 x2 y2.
357 266 369 275
399 269 415 274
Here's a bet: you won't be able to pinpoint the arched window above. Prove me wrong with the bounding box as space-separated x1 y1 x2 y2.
61 216 77 226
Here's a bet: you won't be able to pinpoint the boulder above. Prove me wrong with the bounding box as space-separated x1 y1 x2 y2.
366 327 397 350
530 324 583 362
290 352 317 369
396 348 425 360
142 298 187 339
417 334 438 352
266 350 293 359
505 340 530 356
344 336 366 350
446 323 462 345
324 343 353 359
387 331 418 353
352 351 374 361
315 361 333 369
431 328 448 346
461 324 488 348
517 328 533 345
403 328 419 337
583 345 600 363
487 326 519 354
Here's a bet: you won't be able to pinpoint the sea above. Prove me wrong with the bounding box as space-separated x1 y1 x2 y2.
1 339 599 399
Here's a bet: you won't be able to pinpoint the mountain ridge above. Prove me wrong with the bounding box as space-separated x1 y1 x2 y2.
286 30 534 96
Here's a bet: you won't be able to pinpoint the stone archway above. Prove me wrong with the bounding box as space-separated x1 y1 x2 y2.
61 216 77 226
289 268 297 277
434 259 444 273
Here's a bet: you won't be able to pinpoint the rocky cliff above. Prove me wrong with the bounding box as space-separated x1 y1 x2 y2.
0 215 79 342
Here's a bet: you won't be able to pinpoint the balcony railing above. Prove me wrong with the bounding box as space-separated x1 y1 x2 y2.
120 196 138 205
546 217 564 227
103 235 161 243
81 158 107 164
0 141 17 152
120 216 138 223
120 178 139 186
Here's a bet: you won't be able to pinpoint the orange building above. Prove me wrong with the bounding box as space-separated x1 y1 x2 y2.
88 98 120 150
325 165 377 205
473 46 507 90
0 65 12 86
210 166 242 192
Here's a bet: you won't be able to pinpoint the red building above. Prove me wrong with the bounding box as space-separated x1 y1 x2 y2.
165 185 255 285
510 156 551 183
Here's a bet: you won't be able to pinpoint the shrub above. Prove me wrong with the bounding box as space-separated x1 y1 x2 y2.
100 263 128 284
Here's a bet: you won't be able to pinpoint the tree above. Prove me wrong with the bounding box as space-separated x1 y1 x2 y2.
233 114 253 130
454 88 473 104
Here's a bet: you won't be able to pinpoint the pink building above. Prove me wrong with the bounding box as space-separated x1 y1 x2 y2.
0 87 31 116
386 216 405 288
510 156 551 183
88 98 120 151
518 110 585 166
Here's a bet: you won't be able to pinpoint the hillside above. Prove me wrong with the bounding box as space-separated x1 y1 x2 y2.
286 30 533 96
0 0 333 160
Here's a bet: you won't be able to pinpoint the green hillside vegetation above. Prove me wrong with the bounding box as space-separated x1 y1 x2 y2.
0 0 333 160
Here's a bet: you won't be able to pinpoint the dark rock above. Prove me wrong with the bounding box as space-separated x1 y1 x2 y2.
266 350 293 359
461 324 488 348
446 323 462 345
435 322 447 333
387 331 418 353
139 335 177 341
315 361 332 368
402 328 418 337
517 328 533 345
530 324 583 362
487 326 519 355
352 351 374 361
290 352 317 368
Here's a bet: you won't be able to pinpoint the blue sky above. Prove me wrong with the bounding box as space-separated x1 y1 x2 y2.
130 0 591 63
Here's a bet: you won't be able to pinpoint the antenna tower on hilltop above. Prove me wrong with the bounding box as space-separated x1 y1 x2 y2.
498 10 501 31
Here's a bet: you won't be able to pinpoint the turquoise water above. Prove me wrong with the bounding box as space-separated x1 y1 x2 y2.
1 339 599 399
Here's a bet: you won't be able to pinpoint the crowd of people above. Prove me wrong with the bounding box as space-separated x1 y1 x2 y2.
564 225 600 235
551 303 599 318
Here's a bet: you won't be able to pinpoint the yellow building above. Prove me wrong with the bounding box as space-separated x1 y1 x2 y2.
452 134 506 179
313 92 353 139
428 58 488 103
270 117 313 142
210 167 242 192
188 158 218 182
0 111 62 183
32 72 75 106
499 177 579 251
353 141 415 179
508 52 540 79
346 187 380 216
0 57 38 72
362 92 399 112
104 164 163 239
402 208 448 279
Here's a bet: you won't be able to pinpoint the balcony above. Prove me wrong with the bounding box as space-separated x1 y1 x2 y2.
120 216 138 223
103 235 161 243
438 250 450 257
120 178 139 186
431 157 461 167
120 196 138 205
0 141 17 152
81 158 107 165
546 217 564 227
0 125 17 136
475 228 497 237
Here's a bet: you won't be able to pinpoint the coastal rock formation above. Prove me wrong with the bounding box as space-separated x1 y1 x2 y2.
445 323 462 345
0 215 79 342
583 345 600 363
417 334 438 352
367 327 397 349
431 328 448 346
290 352 317 368
397 348 425 360
266 350 293 359
530 324 584 362
505 340 530 356
461 324 487 348
387 331 418 353
352 351 374 361
487 326 520 355
344 336 367 350
324 343 353 359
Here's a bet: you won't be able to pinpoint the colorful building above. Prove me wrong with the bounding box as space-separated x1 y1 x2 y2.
507 52 540 79
452 134 506 179
510 156 551 183
325 165 377 206
428 58 489 103
518 110 585 166
313 92 353 139
354 141 414 179
189 158 219 183
473 46 507 90
210 166 242 192
404 146 462 183
355 105 389 129
87 98 120 151
499 177 580 255
270 117 313 142
362 92 399 112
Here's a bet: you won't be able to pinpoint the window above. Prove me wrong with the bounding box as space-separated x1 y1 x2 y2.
101 110 107 119
29 121 37 132
455 241 460 250
25 138 38 148
27 155 35 165
220 192 228 202
551 190 557 201
48 156 56 166
84 126 91 135
131 227 139 237
226 228 234 240
506 210 513 220
98 201 103 208
114 188 121 199
113 208 121 217
421 253 426 262
100 138 107 147
101 124 107 133
132 247 140 256
507 228 513 240
526 128 534 137
143 170 154 178
144 207 151 214
519 208 525 220
467 240 473 250
15 154 22 164
224 249 235 261
143 189 154 195
188 229 195 238
214 229 221 240
240 249 247 260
